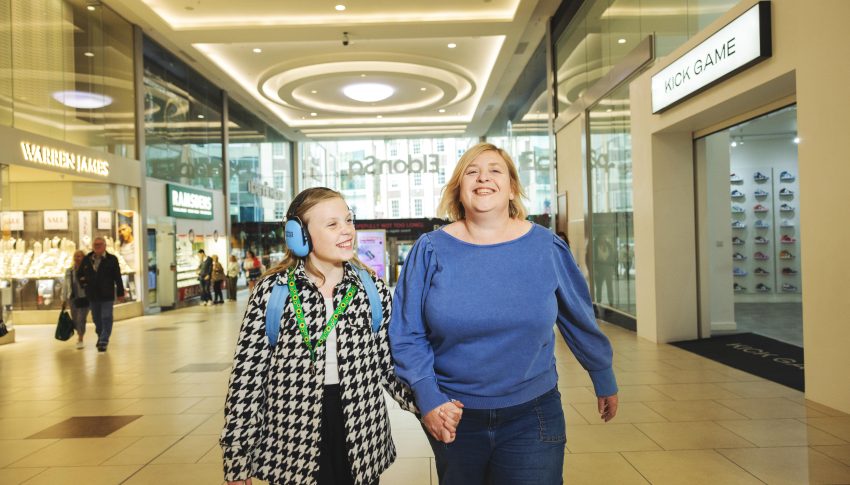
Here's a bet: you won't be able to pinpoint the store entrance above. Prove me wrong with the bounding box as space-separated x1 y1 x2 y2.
695 105 802 346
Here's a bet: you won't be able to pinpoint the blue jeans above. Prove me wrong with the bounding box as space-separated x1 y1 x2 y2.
90 300 114 346
427 387 566 485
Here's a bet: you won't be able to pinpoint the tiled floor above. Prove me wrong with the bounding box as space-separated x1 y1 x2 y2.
1 293 848 484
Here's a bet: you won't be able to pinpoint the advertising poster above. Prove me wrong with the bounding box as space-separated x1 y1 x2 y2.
44 210 69 230
356 230 387 280
97 210 112 230
1 212 24 231
117 210 137 271
78 211 93 250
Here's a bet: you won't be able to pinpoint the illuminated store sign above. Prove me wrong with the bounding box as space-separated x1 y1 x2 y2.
20 141 110 177
341 154 441 177
651 1 771 113
248 179 286 200
167 184 213 220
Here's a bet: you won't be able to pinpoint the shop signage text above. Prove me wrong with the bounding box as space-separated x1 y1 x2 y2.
20 141 110 177
44 210 69 230
651 1 771 113
1 211 24 231
341 154 441 177
248 179 286 200
167 184 214 220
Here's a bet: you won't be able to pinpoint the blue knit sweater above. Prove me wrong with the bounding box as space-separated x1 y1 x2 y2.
389 223 618 415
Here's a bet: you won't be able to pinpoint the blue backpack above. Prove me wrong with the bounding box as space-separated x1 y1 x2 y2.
265 267 383 347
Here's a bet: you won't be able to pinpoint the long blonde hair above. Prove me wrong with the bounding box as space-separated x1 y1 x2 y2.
436 142 528 221
263 187 372 286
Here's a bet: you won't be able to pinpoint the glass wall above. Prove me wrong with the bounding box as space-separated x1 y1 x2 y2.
143 37 224 190
0 0 136 156
299 137 475 220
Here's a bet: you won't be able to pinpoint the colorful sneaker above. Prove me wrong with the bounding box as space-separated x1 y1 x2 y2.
732 205 746 213
754 171 769 182
734 283 747 292
782 283 799 292
781 219 795 228
754 236 769 245
756 283 772 292
753 189 769 198
779 188 795 197
780 234 797 244
754 220 769 229
780 203 795 211
780 171 795 181
732 220 747 229
733 252 747 261
754 267 770 276
731 189 745 198
733 267 748 277
754 251 770 260
779 250 795 260
753 204 769 213
732 236 745 245
731 173 743 183
782 267 799 275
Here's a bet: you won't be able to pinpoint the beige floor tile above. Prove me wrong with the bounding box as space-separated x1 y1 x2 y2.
572 401 667 425
45 399 139 417
0 467 46 485
654 368 738 384
561 387 599 404
102 436 183 466
564 452 649 484
393 428 435 459
565 424 661 453
380 457 433 485
20 465 141 485
634 421 755 450
0 439 57 467
617 385 675 402
557 370 593 387
108 414 210 437
389 408 426 431
0 417 73 440
801 416 850 441
613 371 673 385
183 396 225 414
5 386 71 401
55 386 141 401
117 384 191 399
197 443 224 464
190 413 225 435
120 463 223 485
804 400 850 417
651 383 743 401
812 444 850 466
114 397 203 415
643 399 748 421
623 450 763 485
430 458 438 485
716 397 830 419
151 435 220 464
9 437 139 467
718 418 847 447
179 382 229 398
717 380 804 399
0 401 68 417
563 403 590 425
718 446 850 485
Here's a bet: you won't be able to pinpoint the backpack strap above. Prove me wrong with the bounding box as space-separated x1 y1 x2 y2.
355 267 383 333
265 282 288 347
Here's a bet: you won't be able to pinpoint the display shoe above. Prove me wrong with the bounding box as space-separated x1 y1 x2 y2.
779 250 795 260
780 203 795 212
731 173 743 183
733 267 748 277
753 204 769 212
733 252 747 261
780 219 795 227
779 188 795 197
782 267 799 275
731 189 745 198
754 236 769 244
754 251 769 261
754 267 770 276
732 205 745 213
780 235 797 244
733 283 746 292
753 189 769 198
782 283 799 292
732 236 745 245
756 283 772 292
780 170 795 181
753 171 769 182
732 220 747 229
754 220 770 229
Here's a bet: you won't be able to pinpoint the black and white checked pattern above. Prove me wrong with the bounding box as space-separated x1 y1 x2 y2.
220 261 417 485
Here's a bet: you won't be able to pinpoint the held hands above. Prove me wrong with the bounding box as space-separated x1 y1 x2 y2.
423 400 464 444
598 394 619 422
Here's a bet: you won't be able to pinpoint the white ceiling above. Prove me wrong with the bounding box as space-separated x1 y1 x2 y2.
104 0 560 141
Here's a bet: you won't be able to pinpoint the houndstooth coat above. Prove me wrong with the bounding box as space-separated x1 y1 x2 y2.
220 261 417 485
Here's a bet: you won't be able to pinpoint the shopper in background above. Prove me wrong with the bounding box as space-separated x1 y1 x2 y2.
79 237 125 352
243 250 262 292
221 187 418 485
61 249 89 350
391 142 618 484
226 255 239 301
198 249 213 306
556 230 571 248
593 235 616 306
211 254 225 304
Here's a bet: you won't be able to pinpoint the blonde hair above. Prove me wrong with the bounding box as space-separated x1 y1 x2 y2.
263 187 372 285
436 142 527 221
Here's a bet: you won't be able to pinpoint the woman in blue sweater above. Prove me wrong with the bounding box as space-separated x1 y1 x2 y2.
390 142 619 484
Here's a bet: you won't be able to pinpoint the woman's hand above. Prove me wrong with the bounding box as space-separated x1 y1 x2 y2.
598 394 618 422
423 400 464 443
227 480 252 485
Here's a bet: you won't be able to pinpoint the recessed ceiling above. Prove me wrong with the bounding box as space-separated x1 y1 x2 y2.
106 0 560 139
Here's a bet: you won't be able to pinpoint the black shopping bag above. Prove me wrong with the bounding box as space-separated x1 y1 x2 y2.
55 305 74 341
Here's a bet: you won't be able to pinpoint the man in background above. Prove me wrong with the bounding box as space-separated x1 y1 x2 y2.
79 236 125 352
197 249 213 306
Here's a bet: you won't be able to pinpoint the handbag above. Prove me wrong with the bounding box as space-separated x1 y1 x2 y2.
73 297 89 308
55 304 75 341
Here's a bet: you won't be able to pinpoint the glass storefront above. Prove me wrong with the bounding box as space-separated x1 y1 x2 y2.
0 0 136 157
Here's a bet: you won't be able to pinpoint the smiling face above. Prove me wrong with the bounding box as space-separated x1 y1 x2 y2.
304 197 355 266
458 150 514 218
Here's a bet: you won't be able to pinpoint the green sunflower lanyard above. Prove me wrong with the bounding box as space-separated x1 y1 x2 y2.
287 268 357 373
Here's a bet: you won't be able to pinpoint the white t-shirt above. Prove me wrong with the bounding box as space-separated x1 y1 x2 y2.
323 297 339 385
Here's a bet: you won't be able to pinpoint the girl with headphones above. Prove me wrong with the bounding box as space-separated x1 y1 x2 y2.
220 187 449 485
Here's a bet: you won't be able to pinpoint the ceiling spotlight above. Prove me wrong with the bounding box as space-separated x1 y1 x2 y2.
252 48 262 53
618 38 627 44
310 112 318 117
606 108 613 112
335 4 346 11
438 108 446 113
731 141 738 147
86 5 96 11
197 114 205 119
376 115 383 119
360 73 366 78
310 90 317 94
52 90 112 109
343 83 394 102
420 87 427 91
83 51 94 57
447 43 457 49
793 136 800 144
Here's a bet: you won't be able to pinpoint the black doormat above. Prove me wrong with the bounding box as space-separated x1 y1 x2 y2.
671 333 804 391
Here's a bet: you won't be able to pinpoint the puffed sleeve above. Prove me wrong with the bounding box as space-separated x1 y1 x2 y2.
220 278 272 481
374 278 419 415
551 235 619 397
389 234 449 416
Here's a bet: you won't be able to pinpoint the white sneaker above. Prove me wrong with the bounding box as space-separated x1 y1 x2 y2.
75 341 84 350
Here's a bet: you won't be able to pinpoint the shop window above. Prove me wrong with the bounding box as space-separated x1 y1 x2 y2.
412 140 421 154
414 199 423 217
436 139 445 152
438 168 446 185
413 173 422 186
274 202 286 220
391 200 400 218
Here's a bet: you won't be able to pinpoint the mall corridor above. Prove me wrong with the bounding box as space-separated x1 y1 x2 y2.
0 294 848 485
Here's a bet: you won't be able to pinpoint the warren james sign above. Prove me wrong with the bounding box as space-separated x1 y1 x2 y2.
167 184 213 220
651 1 771 113
20 141 110 177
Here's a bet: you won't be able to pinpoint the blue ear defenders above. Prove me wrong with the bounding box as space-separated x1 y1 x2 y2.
284 215 311 257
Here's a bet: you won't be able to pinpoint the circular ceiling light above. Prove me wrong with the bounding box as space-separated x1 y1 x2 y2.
617 38 627 44
343 83 394 103
52 90 112 109
86 5 96 11
420 87 427 91
310 112 318 117
335 4 346 11
438 108 446 113
83 51 94 57
253 48 262 53
447 43 457 49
